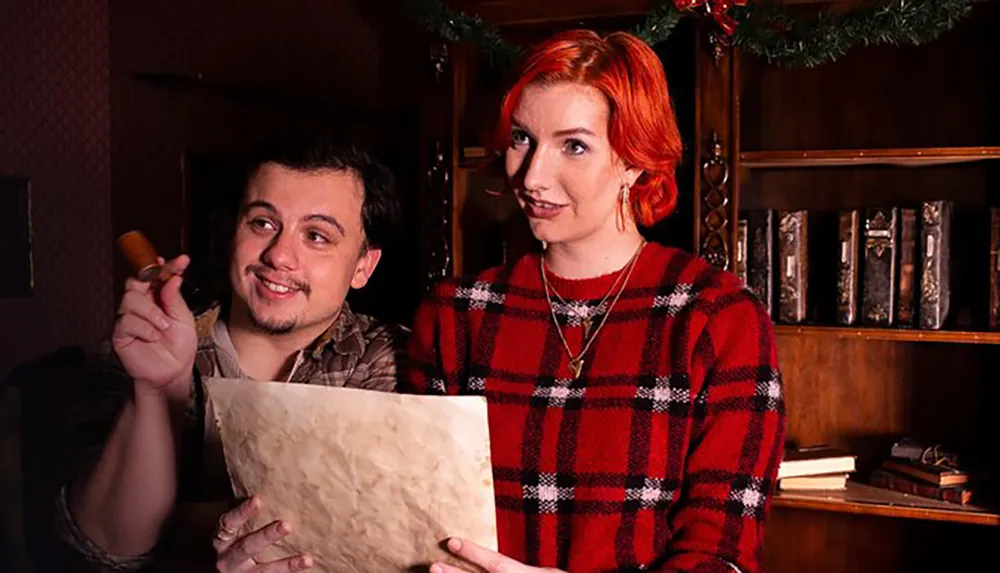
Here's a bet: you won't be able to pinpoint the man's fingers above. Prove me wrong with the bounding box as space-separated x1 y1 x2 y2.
113 314 161 344
124 277 151 294
119 289 171 331
441 538 515 573
219 497 261 536
219 520 290 571
158 274 192 321
254 554 314 573
164 254 191 276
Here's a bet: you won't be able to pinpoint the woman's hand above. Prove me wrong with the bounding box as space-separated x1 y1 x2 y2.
430 538 566 573
212 497 314 572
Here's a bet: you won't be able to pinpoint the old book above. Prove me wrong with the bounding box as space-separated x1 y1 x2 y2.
737 219 748 287
778 446 856 479
881 458 968 487
895 208 918 328
745 209 774 316
990 208 1000 330
870 469 973 505
778 210 808 323
920 200 952 330
837 210 860 325
861 207 898 326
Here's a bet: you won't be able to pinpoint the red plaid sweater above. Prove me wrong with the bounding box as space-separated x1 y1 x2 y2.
403 243 786 573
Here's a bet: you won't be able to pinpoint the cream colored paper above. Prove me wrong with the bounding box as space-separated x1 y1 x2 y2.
204 377 497 573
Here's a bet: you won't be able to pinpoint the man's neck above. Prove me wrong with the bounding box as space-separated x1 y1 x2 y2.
543 223 645 280
227 309 340 382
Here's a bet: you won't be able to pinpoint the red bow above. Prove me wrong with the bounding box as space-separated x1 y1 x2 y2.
674 0 747 36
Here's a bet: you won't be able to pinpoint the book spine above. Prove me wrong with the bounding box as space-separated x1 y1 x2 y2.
992 208 1000 330
778 210 808 323
737 219 748 287
837 210 860 325
895 208 918 328
747 209 774 317
920 200 952 330
861 207 898 326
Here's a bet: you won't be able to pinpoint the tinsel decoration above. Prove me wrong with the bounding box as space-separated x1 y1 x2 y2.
403 0 975 69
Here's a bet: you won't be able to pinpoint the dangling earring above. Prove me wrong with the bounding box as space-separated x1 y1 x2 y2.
617 183 631 231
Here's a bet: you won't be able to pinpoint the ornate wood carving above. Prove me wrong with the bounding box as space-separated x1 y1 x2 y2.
699 130 731 270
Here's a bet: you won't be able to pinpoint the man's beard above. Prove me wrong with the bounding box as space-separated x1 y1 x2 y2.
247 310 297 335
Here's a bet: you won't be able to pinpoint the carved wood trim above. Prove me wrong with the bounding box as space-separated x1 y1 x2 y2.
699 130 731 270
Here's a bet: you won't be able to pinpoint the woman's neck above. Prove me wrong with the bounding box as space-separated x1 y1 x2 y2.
543 226 645 280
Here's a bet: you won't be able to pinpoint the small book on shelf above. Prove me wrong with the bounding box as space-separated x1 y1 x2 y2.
778 445 856 480
881 458 969 487
779 473 849 491
869 468 973 505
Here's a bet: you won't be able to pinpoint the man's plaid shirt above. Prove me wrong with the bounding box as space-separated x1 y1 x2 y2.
403 243 786 573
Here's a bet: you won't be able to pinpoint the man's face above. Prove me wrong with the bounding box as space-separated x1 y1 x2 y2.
228 163 381 336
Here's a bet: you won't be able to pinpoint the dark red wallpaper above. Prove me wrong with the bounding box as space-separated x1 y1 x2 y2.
0 0 113 378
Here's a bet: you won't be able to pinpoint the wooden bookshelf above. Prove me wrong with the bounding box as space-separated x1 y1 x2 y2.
773 325 1000 345
740 146 1000 169
774 482 1000 527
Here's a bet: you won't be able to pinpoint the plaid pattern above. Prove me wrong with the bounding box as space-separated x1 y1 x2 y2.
55 302 408 573
404 243 786 573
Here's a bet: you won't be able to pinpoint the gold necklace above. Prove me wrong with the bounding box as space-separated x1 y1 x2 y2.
541 241 645 379
544 258 630 338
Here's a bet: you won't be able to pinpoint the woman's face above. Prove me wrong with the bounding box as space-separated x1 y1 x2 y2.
505 82 638 247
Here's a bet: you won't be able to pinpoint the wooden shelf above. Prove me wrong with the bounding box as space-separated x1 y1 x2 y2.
740 147 1000 168
773 482 999 526
773 325 1000 345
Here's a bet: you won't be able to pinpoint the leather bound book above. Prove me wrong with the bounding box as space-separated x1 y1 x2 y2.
990 208 1000 330
861 208 898 326
920 200 952 330
737 219 748 287
746 209 774 317
837 210 860 325
895 208 918 328
778 210 808 324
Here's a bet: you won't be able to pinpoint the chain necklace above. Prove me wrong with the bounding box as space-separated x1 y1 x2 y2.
545 258 629 339
540 240 646 379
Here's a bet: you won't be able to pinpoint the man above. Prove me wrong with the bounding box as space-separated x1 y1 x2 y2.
55 132 408 572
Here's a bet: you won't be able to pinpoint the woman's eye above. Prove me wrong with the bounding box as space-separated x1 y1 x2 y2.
565 139 589 156
510 129 530 146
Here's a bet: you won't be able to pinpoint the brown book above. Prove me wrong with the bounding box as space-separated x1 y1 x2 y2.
895 208 918 327
737 219 748 287
837 210 860 325
778 446 856 479
778 210 808 323
920 200 952 330
870 469 973 505
881 458 968 487
861 207 898 326
990 208 1000 330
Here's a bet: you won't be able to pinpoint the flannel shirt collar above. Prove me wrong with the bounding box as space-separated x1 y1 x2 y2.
194 301 366 365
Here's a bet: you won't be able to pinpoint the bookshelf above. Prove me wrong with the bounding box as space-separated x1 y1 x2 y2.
416 1 1000 571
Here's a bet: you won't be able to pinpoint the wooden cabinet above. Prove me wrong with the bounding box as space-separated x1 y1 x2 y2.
417 1 1000 570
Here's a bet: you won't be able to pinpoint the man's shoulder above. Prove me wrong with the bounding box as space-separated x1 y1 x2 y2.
349 309 411 349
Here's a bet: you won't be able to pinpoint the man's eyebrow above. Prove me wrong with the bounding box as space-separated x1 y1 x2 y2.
304 213 346 237
241 200 278 215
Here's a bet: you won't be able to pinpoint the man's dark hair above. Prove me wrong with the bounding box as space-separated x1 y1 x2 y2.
242 130 402 249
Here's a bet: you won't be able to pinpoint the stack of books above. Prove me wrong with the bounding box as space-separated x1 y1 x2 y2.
870 441 973 504
777 445 857 491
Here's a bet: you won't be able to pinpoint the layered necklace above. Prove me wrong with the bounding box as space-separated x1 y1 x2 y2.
540 240 646 379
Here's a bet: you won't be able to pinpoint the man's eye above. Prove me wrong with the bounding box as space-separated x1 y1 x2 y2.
565 139 589 156
307 231 329 244
250 218 276 231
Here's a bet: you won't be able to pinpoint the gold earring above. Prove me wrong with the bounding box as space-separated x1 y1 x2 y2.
617 184 631 231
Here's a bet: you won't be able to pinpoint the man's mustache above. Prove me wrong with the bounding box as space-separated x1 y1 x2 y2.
245 264 311 296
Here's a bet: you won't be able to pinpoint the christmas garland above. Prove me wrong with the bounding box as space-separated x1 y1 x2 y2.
403 0 975 68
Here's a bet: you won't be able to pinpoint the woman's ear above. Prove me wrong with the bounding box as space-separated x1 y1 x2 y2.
624 165 643 190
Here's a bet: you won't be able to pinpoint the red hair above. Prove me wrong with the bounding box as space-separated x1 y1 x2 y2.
494 30 683 226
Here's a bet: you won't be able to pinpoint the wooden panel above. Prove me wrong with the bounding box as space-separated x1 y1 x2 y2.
775 335 998 479
741 147 1000 168
740 2 998 151
764 509 1000 573
445 0 653 25
775 325 1000 345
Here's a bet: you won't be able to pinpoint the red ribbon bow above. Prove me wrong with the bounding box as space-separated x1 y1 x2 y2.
674 0 747 36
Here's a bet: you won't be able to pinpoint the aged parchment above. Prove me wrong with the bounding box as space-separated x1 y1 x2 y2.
204 378 497 573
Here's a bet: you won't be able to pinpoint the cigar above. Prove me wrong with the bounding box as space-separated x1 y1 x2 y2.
117 230 174 284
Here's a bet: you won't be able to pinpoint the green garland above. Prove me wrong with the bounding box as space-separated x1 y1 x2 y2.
402 0 975 68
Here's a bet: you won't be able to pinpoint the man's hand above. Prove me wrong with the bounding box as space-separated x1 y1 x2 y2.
430 538 566 573
213 497 313 573
112 255 197 398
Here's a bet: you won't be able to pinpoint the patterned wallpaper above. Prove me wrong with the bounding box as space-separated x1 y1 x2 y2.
0 0 113 378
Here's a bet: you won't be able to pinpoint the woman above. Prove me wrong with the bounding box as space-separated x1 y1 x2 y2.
406 30 786 573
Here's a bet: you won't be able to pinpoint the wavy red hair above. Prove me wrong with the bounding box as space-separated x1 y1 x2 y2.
494 30 683 227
